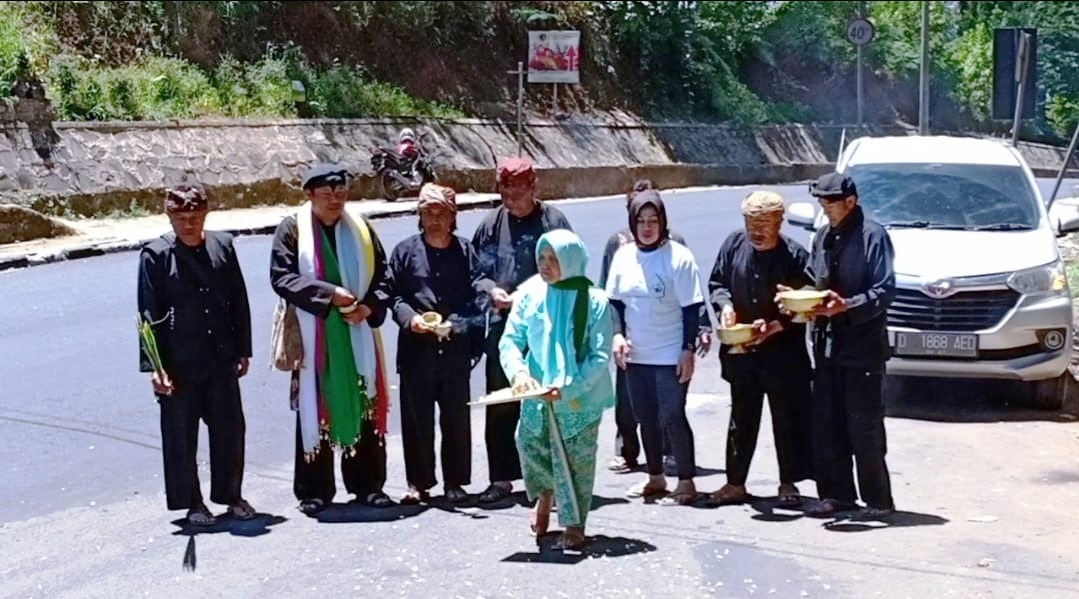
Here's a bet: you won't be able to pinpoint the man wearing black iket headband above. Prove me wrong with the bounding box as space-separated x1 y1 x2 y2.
137 183 256 526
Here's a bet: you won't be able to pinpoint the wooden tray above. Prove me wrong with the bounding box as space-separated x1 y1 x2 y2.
468 386 550 407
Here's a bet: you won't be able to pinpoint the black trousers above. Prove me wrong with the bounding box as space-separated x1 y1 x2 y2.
293 413 387 503
158 370 245 511
812 363 894 510
725 365 813 487
399 368 472 491
614 368 673 466
483 320 522 483
625 364 697 480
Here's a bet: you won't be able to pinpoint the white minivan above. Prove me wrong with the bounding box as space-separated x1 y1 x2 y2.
786 135 1079 409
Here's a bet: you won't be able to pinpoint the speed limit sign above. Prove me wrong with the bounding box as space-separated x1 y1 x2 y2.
847 18 875 46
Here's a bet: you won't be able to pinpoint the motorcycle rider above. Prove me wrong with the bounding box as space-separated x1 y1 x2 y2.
397 128 420 162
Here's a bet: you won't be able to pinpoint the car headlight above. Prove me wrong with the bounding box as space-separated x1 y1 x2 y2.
1007 260 1068 295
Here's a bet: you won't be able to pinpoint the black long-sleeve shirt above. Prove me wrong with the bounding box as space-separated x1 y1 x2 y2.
704 230 813 381
807 205 896 366
471 202 573 296
388 234 491 373
269 214 391 327
137 231 252 381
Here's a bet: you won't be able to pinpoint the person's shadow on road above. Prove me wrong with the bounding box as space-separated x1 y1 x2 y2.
313 501 428 524
170 511 288 572
501 535 657 564
745 499 949 532
822 510 949 532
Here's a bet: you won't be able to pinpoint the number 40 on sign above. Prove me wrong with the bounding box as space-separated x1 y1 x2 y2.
847 18 875 46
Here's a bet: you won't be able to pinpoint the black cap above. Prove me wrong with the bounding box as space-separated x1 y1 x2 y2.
302 163 348 190
809 172 857 198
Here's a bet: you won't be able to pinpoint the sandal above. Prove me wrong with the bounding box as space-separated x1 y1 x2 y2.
709 484 751 505
658 482 698 506
776 484 802 508
444 487 469 504
186 505 216 527
625 480 667 498
553 528 588 551
399 488 429 505
478 482 512 504
362 491 395 508
298 498 326 516
607 457 636 473
227 498 257 520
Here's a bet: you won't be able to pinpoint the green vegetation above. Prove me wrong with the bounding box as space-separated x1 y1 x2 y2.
1 1 1078 139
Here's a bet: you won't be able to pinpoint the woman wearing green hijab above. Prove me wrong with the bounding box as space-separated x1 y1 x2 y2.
499 229 616 551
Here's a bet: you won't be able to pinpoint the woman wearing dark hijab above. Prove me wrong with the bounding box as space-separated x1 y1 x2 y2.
604 190 706 506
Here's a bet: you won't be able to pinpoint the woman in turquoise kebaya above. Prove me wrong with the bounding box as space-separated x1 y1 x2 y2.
499 229 616 550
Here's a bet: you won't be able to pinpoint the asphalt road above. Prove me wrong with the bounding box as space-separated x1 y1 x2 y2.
1 182 1078 598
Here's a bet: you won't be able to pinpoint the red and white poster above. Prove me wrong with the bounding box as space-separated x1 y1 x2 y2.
527 30 581 84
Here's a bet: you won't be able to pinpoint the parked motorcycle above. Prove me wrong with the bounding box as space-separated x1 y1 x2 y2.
370 145 435 201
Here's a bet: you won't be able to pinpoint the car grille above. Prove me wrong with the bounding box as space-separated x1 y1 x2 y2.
888 288 1020 332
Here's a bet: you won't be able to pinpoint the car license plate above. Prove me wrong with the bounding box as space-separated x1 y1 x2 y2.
894 332 978 358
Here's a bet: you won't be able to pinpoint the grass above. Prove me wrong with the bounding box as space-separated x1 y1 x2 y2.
40 52 464 122
1 3 463 121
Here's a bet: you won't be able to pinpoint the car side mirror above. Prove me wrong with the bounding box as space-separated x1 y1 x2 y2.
787 202 817 231
1049 199 1079 237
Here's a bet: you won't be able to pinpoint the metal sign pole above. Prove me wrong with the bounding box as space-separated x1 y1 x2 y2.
1011 32 1031 146
1048 121 1079 208
517 60 526 157
507 61 525 158
918 0 930 136
857 44 864 126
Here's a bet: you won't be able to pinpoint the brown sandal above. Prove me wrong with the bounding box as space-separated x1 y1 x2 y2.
710 484 751 505
227 499 257 520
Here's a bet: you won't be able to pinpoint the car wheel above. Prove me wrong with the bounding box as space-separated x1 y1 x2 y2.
1026 373 1072 411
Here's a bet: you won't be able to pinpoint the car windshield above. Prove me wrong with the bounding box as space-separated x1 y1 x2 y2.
846 163 1041 230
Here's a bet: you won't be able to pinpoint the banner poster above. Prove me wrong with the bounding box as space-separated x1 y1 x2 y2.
527 30 581 84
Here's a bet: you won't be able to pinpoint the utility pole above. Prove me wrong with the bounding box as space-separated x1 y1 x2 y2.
918 0 930 135
856 1 866 126
507 61 525 157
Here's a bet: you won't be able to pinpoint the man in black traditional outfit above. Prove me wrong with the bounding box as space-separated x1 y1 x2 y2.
269 163 395 516
137 183 255 526
471 156 573 504
704 190 814 507
389 183 491 505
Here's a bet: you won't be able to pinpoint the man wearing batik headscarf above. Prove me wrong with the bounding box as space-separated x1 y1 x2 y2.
388 183 492 505
270 163 394 516
500 229 615 550
471 156 573 504
704 190 814 507
137 183 256 526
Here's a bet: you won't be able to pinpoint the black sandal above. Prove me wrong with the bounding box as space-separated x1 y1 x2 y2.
186 505 216 527
363 491 395 508
298 498 326 516
478 483 511 504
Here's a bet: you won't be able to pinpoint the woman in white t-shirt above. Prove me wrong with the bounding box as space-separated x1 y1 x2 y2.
605 190 705 506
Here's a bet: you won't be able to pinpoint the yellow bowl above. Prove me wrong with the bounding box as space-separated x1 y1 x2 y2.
717 323 760 346
777 289 829 313
421 312 443 327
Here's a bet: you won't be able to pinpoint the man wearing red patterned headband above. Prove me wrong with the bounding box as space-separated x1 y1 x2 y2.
137 183 256 526
471 156 574 504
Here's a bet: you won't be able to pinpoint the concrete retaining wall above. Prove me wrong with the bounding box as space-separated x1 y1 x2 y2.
1 96 1078 224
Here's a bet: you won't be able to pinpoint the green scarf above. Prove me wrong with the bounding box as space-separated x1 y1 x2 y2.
551 275 593 363
319 227 368 449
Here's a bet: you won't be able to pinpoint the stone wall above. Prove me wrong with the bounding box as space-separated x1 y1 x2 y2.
1 96 1078 220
